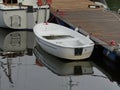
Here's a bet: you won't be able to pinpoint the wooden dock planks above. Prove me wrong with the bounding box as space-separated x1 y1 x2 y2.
51 0 120 45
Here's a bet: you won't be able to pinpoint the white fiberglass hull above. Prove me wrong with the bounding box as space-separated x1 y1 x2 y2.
36 37 94 60
0 4 50 29
34 23 94 60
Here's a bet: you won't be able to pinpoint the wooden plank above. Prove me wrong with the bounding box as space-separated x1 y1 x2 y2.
52 0 120 45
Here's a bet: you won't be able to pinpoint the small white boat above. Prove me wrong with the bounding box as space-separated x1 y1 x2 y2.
0 0 50 29
33 23 94 60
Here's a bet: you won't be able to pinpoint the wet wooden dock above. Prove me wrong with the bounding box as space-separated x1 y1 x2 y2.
52 0 120 47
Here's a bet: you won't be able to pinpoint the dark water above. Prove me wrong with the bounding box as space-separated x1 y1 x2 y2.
106 0 120 11
0 29 120 90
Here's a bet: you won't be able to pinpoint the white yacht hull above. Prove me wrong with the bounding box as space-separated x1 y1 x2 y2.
0 3 50 29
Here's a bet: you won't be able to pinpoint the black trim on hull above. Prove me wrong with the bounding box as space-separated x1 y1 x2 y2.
0 27 33 32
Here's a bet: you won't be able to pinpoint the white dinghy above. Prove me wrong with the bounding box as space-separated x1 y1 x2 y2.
33 23 94 60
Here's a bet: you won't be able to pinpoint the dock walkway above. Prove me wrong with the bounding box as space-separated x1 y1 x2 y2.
52 0 120 46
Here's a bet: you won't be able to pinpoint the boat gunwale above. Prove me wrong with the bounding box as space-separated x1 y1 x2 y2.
0 7 49 11
34 23 94 48
0 4 49 11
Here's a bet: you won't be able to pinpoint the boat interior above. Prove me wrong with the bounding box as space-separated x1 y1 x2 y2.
42 35 84 46
43 35 74 40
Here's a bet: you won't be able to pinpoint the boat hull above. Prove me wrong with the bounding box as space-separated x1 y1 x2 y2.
0 5 50 29
36 36 94 60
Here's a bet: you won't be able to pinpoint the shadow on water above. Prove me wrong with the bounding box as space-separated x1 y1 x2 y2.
0 28 120 90
91 44 120 85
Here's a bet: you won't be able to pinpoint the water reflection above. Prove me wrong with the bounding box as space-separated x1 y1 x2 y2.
0 28 34 56
34 45 93 76
0 29 119 90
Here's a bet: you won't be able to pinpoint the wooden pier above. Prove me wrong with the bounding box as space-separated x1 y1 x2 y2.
51 0 120 59
52 0 120 44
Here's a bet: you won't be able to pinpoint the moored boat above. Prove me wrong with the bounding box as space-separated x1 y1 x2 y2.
0 0 50 29
33 23 94 60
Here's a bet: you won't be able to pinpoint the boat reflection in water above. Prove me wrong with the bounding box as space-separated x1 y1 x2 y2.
34 44 94 76
0 28 35 56
0 29 120 90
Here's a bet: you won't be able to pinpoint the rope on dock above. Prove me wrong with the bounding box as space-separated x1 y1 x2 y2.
90 32 120 53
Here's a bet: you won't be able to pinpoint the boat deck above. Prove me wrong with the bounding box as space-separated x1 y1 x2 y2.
51 0 120 46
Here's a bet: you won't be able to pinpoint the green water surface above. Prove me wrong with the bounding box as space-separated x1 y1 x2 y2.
106 0 120 11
